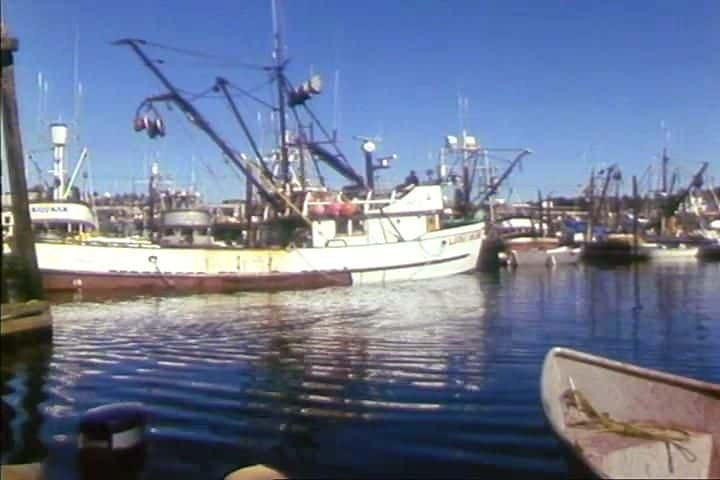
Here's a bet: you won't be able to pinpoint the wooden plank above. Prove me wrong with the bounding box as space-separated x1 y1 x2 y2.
1 309 51 336
1 301 50 322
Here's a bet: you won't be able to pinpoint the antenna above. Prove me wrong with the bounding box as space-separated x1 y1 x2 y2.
72 24 80 140
190 154 197 193
457 91 463 134
257 111 265 153
36 72 43 145
660 121 670 194
333 69 341 134
271 0 290 183
271 0 285 63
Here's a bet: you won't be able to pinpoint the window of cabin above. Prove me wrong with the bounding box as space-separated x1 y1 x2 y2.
335 219 349 236
351 219 365 235
164 228 174 236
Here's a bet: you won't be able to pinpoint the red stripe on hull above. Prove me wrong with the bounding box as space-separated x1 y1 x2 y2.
41 269 352 294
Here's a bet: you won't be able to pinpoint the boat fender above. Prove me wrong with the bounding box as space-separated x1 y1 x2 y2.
309 204 325 218
225 464 287 480
78 402 146 480
326 203 342 217
339 202 357 217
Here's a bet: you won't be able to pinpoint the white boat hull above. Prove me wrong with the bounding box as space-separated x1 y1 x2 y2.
509 246 580 267
35 222 484 292
646 245 699 260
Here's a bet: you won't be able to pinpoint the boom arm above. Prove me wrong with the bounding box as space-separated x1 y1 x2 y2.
114 38 282 210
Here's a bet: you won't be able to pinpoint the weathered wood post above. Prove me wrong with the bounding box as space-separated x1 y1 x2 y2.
2 23 44 301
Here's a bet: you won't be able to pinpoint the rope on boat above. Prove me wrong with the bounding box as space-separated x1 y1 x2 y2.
564 377 697 473
148 256 177 290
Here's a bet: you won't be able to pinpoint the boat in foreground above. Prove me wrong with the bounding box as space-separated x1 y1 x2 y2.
541 347 720 479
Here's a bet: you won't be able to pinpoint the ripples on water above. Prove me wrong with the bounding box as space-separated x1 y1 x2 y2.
2 262 719 478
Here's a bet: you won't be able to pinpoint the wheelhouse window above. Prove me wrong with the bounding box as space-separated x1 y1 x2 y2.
426 214 439 232
335 219 349 236
335 218 366 236
351 219 365 235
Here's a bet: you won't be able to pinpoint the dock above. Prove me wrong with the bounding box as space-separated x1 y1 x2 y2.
1 300 52 347
2 23 51 348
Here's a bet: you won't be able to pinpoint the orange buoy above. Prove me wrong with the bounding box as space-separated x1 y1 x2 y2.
309 204 326 218
326 202 342 217
340 202 357 216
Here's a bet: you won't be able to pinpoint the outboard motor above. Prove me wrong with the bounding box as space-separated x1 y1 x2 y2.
78 402 146 480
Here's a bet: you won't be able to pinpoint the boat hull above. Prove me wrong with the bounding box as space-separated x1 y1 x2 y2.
34 222 484 293
581 240 652 264
509 246 580 267
698 244 720 261
541 347 720 479
646 245 699 260
41 269 352 293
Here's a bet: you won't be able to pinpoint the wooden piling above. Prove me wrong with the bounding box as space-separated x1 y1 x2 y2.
2 23 44 301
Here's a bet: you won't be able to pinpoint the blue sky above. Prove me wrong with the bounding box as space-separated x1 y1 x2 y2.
3 0 719 202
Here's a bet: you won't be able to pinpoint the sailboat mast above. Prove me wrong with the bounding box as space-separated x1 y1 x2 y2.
272 0 290 185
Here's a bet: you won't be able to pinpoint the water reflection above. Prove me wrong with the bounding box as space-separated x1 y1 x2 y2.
1 263 718 478
1 343 52 464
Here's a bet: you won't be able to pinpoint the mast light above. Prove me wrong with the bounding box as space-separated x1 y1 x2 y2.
377 154 396 168
361 140 376 154
463 135 477 149
50 123 69 146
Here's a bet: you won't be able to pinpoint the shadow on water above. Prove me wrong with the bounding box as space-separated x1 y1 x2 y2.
1 343 52 464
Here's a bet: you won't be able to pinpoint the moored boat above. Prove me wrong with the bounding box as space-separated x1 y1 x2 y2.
36 184 485 293
541 347 720 479
581 236 653 264
6 5 494 296
504 236 580 267
698 242 720 261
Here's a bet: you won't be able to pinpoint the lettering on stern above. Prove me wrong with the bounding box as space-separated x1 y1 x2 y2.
446 231 483 246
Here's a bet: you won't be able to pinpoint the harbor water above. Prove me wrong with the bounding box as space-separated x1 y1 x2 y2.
3 262 719 479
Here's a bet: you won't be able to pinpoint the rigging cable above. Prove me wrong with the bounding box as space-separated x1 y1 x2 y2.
139 39 266 71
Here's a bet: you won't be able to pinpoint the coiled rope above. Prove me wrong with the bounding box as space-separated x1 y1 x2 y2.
564 377 697 473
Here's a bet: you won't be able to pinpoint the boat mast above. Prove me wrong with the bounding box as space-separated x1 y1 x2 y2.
660 121 670 195
272 0 290 186
116 39 281 211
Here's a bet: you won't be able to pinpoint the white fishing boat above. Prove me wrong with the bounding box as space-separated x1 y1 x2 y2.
4 4 493 295
36 184 484 292
2 200 97 252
